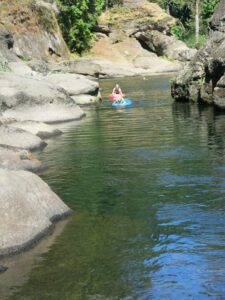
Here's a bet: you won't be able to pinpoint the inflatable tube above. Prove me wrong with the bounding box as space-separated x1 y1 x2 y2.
111 98 132 107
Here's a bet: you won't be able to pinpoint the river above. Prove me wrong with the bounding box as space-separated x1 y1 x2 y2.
5 75 225 299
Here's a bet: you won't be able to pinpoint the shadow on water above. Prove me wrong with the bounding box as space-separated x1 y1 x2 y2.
2 75 225 300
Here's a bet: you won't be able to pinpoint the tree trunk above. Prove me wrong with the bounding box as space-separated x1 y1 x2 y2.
195 0 200 44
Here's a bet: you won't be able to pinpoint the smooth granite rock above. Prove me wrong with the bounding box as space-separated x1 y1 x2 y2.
0 125 46 150
0 169 72 257
0 73 85 123
45 73 99 96
10 121 62 139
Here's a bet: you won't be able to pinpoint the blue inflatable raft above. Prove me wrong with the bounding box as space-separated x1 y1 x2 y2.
111 98 132 108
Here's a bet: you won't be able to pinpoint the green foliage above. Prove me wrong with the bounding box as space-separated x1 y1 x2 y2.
151 0 220 47
57 0 105 54
170 24 184 40
201 0 220 26
184 33 207 49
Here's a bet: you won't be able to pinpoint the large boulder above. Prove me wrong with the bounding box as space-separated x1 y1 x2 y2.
45 73 99 96
0 73 85 123
0 169 72 257
135 30 197 61
90 36 182 77
0 125 45 150
171 0 225 109
90 0 194 74
10 120 62 139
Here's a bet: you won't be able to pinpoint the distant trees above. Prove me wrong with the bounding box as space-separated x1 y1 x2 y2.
57 0 105 53
152 0 220 47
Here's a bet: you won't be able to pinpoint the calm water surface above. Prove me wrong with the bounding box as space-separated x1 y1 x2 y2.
8 76 225 299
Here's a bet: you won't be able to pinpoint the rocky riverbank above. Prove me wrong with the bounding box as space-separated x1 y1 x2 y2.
171 0 225 109
0 0 102 259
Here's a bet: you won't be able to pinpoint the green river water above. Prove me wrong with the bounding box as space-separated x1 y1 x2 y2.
4 75 225 299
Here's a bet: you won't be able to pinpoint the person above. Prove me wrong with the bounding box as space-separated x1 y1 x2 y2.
112 84 124 102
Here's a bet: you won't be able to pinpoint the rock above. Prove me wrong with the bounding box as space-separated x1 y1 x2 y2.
0 265 8 273
0 125 46 150
0 145 43 172
92 24 111 35
214 75 225 108
10 121 62 139
72 94 100 105
90 0 191 76
0 116 15 125
99 1 175 36
0 73 85 123
90 35 181 76
171 0 225 109
0 0 70 61
45 73 99 96
0 169 72 257
133 55 181 72
4 103 85 124
135 30 197 62
58 59 102 77
8 61 35 76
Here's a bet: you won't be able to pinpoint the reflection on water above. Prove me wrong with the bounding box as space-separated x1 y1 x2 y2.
3 75 225 300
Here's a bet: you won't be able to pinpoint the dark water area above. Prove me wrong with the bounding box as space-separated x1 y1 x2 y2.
6 76 225 299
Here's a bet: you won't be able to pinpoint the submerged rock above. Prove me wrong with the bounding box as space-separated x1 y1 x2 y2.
0 265 8 273
0 169 72 257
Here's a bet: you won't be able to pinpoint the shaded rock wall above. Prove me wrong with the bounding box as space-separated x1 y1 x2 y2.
171 0 225 109
91 0 196 69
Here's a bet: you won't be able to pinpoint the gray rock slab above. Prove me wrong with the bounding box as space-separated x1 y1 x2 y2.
71 94 99 105
0 125 46 150
45 73 99 96
3 103 85 124
10 121 62 139
0 73 85 123
0 169 72 257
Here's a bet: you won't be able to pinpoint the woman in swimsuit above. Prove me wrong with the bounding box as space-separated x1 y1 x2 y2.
112 84 124 102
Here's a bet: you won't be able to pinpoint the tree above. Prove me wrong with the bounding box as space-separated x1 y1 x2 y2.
152 0 219 46
57 0 105 53
195 0 200 44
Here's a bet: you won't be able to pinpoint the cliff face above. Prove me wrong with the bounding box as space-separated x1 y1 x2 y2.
91 0 196 70
171 0 225 109
0 0 70 62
